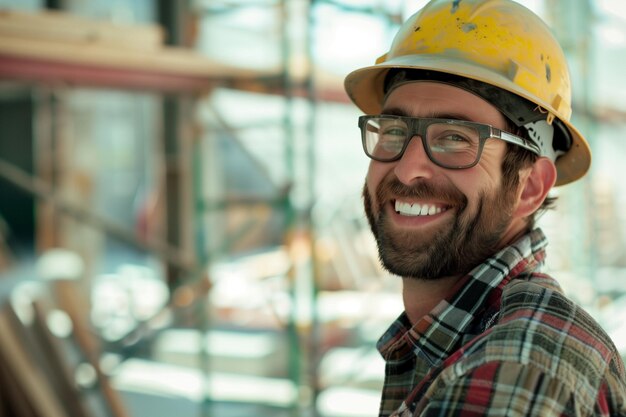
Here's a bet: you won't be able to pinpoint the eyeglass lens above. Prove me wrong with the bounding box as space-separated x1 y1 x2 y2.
363 117 481 168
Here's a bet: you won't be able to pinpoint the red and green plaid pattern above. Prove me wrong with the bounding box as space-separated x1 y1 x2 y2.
377 229 626 416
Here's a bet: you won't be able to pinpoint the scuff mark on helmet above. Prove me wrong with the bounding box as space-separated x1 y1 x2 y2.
451 0 462 14
461 22 477 32
545 63 552 82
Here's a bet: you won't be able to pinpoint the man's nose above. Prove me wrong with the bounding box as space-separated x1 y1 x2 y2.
393 136 435 184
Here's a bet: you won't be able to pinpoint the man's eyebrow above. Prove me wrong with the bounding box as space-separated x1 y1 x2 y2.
380 107 473 121
380 107 408 116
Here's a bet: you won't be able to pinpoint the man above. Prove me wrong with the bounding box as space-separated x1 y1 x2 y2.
343 0 626 416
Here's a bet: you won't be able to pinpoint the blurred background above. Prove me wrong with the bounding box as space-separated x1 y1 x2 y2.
0 0 624 416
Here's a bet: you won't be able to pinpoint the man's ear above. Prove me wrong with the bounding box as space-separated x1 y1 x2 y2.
514 157 557 218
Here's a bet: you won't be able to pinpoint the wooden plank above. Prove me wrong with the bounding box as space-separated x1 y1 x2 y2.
0 10 273 92
50 280 131 417
0 53 217 93
0 9 163 51
0 37 227 76
0 303 68 417
0 356 38 417
29 301 95 417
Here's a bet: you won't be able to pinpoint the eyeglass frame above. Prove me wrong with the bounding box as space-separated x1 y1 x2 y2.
358 115 541 169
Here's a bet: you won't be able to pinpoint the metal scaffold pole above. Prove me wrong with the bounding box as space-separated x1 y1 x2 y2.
548 0 598 282
305 0 321 414
281 0 319 415
280 0 300 414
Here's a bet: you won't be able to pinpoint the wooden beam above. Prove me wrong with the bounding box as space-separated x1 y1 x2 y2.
0 54 219 93
0 9 270 92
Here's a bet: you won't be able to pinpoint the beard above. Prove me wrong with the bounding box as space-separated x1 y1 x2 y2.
362 175 517 280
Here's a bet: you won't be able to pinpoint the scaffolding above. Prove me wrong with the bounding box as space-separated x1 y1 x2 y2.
0 1 324 416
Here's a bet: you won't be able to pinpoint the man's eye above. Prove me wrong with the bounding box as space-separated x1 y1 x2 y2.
430 133 473 151
442 133 471 143
382 127 406 137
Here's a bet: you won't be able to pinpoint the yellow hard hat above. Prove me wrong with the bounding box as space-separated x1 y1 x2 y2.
344 0 591 186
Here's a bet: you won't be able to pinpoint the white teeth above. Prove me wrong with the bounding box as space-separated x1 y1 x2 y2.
395 201 445 217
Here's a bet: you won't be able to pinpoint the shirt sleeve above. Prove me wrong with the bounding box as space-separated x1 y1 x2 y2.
417 361 584 417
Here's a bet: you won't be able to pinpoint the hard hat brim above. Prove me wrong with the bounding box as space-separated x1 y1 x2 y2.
344 54 591 186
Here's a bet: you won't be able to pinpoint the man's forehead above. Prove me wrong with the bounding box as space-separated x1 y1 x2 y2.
382 81 506 125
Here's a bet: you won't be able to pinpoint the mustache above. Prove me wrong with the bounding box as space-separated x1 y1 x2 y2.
376 176 467 206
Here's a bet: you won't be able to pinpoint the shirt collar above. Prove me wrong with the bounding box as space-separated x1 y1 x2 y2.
377 228 549 365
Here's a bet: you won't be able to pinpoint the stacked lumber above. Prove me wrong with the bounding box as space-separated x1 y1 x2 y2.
0 9 261 91
0 298 128 417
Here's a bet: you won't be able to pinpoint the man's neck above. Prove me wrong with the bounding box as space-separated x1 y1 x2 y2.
402 275 464 325
401 225 532 326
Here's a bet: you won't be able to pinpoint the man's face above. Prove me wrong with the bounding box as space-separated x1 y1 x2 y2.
363 81 522 279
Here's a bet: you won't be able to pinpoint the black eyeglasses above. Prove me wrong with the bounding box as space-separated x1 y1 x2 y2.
359 115 540 169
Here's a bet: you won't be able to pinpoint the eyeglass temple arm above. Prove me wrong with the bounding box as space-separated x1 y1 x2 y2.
497 130 542 156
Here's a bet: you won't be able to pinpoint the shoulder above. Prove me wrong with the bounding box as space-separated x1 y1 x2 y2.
437 275 626 414
495 275 619 369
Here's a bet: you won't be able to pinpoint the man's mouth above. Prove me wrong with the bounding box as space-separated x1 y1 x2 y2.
394 199 449 217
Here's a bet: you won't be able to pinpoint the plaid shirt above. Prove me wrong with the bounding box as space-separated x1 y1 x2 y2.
377 229 626 417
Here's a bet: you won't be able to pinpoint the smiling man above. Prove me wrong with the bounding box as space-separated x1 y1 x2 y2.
344 0 626 416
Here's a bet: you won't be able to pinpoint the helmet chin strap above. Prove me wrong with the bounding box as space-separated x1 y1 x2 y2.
524 120 563 162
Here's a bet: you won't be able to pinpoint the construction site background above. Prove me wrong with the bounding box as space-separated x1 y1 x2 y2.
0 1 625 416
